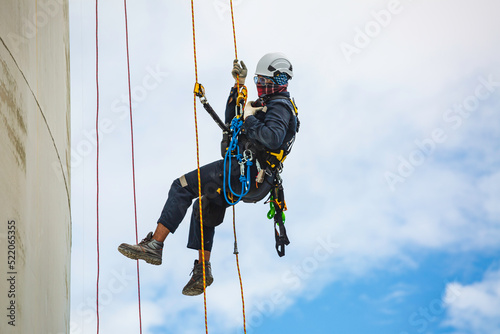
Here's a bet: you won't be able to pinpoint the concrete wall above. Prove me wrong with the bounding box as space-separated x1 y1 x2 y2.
0 0 71 333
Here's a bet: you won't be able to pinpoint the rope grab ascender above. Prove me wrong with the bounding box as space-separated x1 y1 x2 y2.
266 174 290 257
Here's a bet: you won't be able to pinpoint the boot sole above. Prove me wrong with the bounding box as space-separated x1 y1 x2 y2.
182 277 214 296
118 244 162 265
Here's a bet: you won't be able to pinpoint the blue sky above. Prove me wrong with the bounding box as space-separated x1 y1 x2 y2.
69 0 500 333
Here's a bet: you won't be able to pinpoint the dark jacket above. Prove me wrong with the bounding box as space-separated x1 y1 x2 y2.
224 87 297 155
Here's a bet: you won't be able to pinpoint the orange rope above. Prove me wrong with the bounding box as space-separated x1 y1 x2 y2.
230 0 241 99
191 2 246 333
229 1 247 332
232 206 247 333
190 1 209 333
229 0 238 60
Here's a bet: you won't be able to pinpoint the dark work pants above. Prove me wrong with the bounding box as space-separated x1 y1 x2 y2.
157 159 231 252
157 158 271 252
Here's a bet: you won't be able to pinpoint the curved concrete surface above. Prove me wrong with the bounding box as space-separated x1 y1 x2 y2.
0 0 71 333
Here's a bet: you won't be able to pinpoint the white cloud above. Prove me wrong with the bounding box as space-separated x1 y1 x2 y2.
70 0 500 332
443 267 500 334
480 171 500 222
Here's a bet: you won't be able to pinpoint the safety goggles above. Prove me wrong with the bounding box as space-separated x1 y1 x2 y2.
254 75 275 85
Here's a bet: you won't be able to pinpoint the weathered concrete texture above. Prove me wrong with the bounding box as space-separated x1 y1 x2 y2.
0 0 70 333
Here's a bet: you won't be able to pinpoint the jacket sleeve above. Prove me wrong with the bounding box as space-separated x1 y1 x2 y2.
243 101 291 150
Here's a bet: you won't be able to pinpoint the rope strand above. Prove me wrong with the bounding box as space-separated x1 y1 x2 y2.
232 207 247 333
190 1 209 333
123 1 143 332
95 1 100 332
230 0 238 60
229 1 247 332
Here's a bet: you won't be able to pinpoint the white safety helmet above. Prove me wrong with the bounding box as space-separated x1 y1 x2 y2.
255 52 293 79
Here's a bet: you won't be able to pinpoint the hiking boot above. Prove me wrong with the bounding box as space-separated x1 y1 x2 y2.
118 232 163 265
182 260 214 296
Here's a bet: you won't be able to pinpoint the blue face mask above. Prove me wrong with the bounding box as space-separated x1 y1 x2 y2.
272 73 289 85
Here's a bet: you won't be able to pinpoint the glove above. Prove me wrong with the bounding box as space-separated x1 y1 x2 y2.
243 101 266 120
231 59 247 85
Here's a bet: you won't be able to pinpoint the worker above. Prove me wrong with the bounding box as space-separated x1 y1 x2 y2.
118 52 298 296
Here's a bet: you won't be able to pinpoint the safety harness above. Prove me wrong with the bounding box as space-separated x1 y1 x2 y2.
195 83 299 257
252 95 300 170
259 95 299 257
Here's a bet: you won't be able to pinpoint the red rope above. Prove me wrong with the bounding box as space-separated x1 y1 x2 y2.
96 2 143 333
95 0 100 332
123 1 143 332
